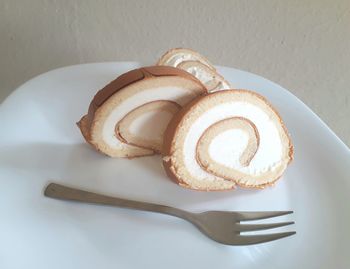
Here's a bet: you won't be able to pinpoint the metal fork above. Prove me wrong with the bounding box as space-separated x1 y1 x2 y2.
44 183 295 245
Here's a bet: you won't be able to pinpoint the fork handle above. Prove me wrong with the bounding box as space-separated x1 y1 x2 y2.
44 183 193 220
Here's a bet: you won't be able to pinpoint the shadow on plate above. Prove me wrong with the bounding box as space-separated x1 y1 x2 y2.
0 142 268 209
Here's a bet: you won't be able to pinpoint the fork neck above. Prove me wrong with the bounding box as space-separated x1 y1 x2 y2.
150 204 196 221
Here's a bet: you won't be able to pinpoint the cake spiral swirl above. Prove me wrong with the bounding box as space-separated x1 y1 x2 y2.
78 66 207 158
163 90 293 190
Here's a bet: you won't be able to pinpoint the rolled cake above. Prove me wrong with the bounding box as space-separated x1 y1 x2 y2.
157 48 215 70
157 48 232 92
177 61 231 92
163 90 293 191
78 66 207 158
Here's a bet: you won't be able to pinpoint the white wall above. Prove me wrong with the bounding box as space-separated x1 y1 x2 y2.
1 0 349 145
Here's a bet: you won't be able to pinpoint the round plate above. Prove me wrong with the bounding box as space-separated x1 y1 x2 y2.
0 62 349 269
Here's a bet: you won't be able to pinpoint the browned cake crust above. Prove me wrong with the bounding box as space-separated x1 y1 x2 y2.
162 90 293 190
78 66 208 158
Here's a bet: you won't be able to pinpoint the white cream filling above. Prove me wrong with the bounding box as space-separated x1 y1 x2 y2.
209 129 249 167
183 102 283 181
129 110 174 140
185 66 230 91
103 87 197 150
166 53 200 67
185 66 215 85
211 81 231 91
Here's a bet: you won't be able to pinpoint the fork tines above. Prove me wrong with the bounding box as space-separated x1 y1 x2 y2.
234 211 295 245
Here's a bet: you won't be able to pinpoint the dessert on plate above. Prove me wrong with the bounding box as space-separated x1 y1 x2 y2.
177 60 231 92
78 48 293 191
78 66 207 158
157 48 231 92
162 90 293 190
157 48 215 69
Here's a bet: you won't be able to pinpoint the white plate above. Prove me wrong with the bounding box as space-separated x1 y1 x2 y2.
1 62 349 269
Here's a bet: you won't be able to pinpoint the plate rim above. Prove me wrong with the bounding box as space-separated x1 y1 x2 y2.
1 61 348 153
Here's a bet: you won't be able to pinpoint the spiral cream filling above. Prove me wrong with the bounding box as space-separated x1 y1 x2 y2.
116 101 180 152
163 90 293 189
177 61 231 92
197 117 259 168
78 66 208 158
102 86 200 153
184 102 283 181
166 53 199 67
157 48 214 69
